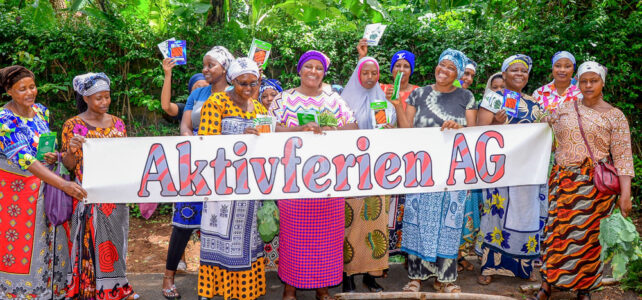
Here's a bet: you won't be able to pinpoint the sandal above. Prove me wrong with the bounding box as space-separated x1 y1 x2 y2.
433 281 461 293
477 275 492 285
162 275 181 299
126 293 141 300
528 284 551 300
457 257 474 272
402 280 421 292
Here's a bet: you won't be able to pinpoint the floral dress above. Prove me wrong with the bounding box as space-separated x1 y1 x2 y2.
61 115 134 300
475 94 548 279
0 103 70 299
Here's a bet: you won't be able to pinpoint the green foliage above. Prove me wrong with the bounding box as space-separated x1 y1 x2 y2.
599 209 642 280
622 258 642 295
1 0 641 215
257 200 279 242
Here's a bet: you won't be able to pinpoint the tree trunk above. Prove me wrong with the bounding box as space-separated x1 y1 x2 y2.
49 0 67 10
207 0 225 26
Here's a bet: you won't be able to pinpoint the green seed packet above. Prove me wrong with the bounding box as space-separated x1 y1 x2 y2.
392 72 403 101
370 101 389 128
36 132 56 161
248 38 272 69
297 110 318 126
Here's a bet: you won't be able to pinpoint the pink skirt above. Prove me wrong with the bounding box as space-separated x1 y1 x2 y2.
277 197 344 289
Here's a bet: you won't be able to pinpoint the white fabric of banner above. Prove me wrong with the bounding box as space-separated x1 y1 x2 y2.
82 124 552 203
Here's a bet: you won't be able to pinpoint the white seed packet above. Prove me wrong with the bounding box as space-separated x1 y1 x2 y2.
157 37 176 59
363 23 387 46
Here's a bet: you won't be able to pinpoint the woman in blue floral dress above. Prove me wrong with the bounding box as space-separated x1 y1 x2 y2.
0 65 86 299
475 55 548 285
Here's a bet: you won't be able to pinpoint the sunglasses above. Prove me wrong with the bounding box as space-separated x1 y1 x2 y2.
235 80 259 88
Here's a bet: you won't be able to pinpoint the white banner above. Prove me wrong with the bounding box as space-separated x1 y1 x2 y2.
82 123 552 203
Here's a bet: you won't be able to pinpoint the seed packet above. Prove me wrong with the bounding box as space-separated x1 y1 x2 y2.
370 101 389 129
248 39 272 69
391 72 403 101
363 23 387 46
452 79 462 88
36 132 56 161
297 109 319 126
253 115 276 133
318 111 338 127
167 40 187 65
157 38 176 59
502 89 521 118
481 90 504 113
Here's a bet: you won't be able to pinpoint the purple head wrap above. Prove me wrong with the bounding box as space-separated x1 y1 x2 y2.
297 50 329 74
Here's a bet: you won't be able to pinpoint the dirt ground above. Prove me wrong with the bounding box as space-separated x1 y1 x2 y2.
126 215 642 299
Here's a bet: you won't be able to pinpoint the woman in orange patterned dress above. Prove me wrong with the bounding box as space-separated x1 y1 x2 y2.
534 62 634 300
62 72 138 300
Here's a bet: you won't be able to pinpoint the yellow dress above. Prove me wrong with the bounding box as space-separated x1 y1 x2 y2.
197 92 267 300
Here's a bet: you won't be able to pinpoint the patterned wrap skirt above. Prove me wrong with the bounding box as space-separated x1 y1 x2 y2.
0 164 69 299
540 159 616 292
278 198 344 289
343 196 390 276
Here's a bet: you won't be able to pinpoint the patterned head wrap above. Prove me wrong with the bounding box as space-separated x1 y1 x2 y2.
390 50 416 76
188 73 206 92
205 46 235 71
501 54 533 73
438 48 467 79
484 72 504 95
551 51 576 68
577 61 606 83
297 50 329 74
259 79 283 99
226 57 260 83
465 57 478 72
0 65 34 94
73 72 110 96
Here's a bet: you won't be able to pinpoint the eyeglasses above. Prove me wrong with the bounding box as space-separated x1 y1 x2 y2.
235 80 259 88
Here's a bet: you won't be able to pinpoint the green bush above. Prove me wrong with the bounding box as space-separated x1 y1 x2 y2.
1 1 640 214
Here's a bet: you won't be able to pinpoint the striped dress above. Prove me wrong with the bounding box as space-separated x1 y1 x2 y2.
268 88 355 288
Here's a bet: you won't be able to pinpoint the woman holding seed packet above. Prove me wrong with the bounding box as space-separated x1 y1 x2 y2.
475 54 547 286
339 55 396 293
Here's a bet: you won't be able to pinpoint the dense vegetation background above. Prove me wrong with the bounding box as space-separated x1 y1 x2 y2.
1 0 641 293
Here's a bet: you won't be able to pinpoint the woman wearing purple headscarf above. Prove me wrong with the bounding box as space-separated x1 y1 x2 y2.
268 50 357 300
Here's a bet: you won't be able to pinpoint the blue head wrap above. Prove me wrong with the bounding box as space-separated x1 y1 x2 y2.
390 50 416 76
501 54 533 73
259 79 283 99
551 51 576 68
188 73 206 92
438 48 467 79
465 57 478 72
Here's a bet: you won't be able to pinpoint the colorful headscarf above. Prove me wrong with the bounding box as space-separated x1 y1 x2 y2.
390 50 416 76
501 54 533 73
341 57 392 129
438 48 467 79
259 79 283 99
551 51 576 68
226 57 260 83
188 73 206 92
205 46 235 71
577 61 606 83
73 72 110 96
465 58 478 72
297 50 329 74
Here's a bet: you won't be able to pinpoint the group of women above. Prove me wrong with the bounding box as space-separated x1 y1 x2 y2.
0 36 633 300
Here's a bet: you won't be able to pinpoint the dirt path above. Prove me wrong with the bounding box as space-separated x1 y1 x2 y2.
126 215 642 299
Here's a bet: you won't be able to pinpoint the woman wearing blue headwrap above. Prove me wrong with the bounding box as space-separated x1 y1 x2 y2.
357 39 419 113
259 78 283 109
392 48 476 294
532 51 581 113
475 54 547 286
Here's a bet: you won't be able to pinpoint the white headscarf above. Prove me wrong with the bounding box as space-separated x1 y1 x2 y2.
226 57 260 83
484 72 503 95
341 57 395 129
205 46 234 71
577 61 606 83
73 72 110 96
